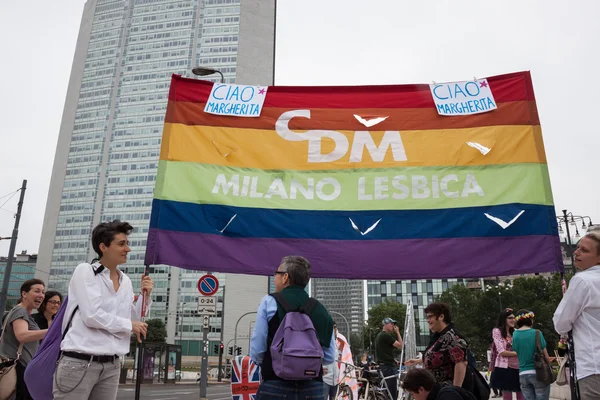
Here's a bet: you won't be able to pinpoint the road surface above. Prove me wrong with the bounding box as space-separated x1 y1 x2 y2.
117 383 232 400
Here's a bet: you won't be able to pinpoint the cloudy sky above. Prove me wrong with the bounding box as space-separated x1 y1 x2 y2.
0 0 598 256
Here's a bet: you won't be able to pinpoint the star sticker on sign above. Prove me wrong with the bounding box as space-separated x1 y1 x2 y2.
258 88 266 95
479 80 488 88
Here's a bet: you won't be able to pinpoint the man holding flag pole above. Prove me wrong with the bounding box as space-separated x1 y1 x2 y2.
53 220 154 400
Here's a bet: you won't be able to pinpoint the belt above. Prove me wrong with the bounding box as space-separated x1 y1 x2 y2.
62 351 118 363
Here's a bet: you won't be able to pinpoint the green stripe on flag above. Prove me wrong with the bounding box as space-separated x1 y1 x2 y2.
154 161 554 211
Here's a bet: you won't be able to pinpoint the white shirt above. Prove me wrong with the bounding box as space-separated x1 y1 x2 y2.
553 265 600 380
61 262 151 356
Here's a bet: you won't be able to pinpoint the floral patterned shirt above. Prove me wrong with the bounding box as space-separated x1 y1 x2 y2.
424 325 469 384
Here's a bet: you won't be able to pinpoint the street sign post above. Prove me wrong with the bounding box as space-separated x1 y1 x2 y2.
197 274 219 296
197 296 217 315
197 274 219 400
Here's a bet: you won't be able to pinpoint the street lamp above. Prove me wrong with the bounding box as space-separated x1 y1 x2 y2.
556 210 594 270
485 282 513 311
192 67 224 83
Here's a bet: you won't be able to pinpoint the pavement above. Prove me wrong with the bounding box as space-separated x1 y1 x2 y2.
117 382 232 400
117 379 569 400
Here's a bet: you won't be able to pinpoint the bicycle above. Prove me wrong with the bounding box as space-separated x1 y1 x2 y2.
356 363 398 400
335 361 360 400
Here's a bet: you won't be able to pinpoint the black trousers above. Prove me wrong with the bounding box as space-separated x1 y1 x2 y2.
379 364 398 400
15 361 33 400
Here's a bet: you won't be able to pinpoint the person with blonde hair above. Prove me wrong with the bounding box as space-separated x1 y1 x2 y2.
554 230 600 399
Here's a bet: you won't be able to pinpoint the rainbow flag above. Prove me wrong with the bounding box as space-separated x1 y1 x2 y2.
145 71 563 278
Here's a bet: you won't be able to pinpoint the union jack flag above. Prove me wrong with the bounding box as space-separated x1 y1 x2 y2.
231 355 261 400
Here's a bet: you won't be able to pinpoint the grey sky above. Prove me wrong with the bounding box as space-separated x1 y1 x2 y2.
1 0 598 256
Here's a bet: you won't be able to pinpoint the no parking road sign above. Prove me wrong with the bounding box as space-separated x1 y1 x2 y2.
197 274 219 296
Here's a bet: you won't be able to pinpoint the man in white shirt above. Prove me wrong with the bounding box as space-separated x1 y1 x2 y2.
553 231 600 399
53 220 154 400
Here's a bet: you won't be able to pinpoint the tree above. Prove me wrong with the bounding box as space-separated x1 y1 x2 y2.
145 318 167 342
437 274 568 363
349 332 364 361
129 318 167 355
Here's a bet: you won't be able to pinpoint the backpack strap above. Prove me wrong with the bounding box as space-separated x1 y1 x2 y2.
270 293 318 316
270 292 293 313
299 298 319 315
62 306 79 341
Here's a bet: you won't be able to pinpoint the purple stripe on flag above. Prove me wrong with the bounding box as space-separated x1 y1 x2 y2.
144 229 563 279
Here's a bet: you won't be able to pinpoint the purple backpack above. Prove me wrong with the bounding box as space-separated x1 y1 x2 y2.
269 293 324 380
24 296 78 400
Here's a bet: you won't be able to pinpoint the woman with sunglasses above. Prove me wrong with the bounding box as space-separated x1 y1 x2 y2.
32 290 63 330
489 308 523 400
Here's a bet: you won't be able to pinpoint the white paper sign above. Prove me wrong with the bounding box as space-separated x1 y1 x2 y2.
429 79 497 116
204 83 268 117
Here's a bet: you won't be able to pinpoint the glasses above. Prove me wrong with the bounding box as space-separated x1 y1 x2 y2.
426 314 436 320
47 300 61 306
274 271 286 276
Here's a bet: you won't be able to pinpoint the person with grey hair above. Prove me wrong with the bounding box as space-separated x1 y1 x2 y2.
250 256 336 400
554 230 600 399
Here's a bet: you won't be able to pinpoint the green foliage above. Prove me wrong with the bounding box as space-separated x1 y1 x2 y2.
146 318 167 343
437 274 569 363
129 318 167 354
349 332 364 361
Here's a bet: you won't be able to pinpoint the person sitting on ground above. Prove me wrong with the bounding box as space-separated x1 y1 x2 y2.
401 368 476 400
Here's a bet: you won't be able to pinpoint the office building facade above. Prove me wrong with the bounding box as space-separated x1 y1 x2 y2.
366 279 469 349
36 0 275 355
311 278 364 339
0 252 37 308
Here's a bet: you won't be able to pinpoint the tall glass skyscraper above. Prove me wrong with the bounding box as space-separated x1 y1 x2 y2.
311 278 364 339
36 0 275 355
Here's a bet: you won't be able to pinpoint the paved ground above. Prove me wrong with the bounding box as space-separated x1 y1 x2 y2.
117 383 232 400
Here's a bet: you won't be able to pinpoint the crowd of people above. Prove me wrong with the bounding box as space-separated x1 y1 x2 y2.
250 229 600 400
0 222 597 400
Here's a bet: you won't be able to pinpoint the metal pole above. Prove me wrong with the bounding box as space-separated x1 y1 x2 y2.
248 321 255 352
218 286 225 382
134 266 150 400
329 311 351 339
200 324 209 400
562 210 575 270
233 311 257 357
0 180 26 314
179 302 185 344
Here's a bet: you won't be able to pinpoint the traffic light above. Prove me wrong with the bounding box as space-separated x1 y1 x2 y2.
228 346 233 356
213 344 218 354
236 346 242 356
219 343 224 355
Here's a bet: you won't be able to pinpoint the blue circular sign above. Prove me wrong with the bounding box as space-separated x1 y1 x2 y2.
198 274 219 296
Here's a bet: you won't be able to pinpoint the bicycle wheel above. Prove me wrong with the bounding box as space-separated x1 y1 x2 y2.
373 389 389 400
337 384 353 400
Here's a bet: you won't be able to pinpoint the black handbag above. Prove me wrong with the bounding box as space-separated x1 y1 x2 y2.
534 330 556 386
468 364 490 400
